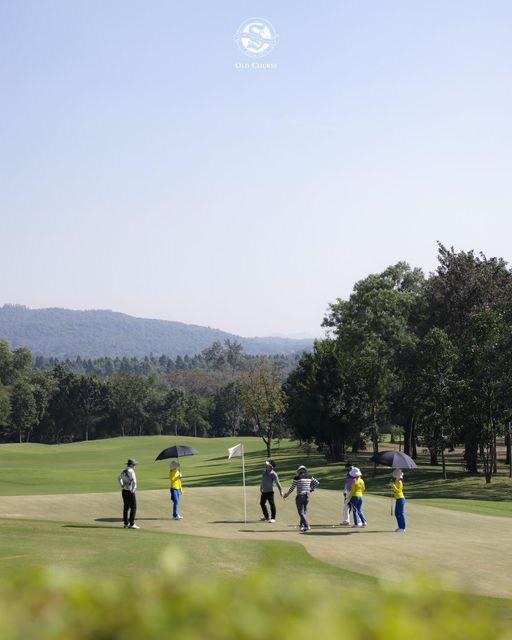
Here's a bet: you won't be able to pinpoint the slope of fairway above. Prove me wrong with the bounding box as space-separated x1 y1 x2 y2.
0 436 310 495
1 486 512 598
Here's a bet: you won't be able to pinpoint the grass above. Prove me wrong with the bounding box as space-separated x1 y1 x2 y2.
1 436 512 599
3 435 512 499
0 516 371 591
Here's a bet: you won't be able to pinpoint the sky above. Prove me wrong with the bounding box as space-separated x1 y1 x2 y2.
1 1 511 338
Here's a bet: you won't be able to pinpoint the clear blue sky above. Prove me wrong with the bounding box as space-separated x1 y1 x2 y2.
1 1 511 337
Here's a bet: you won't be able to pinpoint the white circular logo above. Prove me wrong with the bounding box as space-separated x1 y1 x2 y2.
235 18 279 59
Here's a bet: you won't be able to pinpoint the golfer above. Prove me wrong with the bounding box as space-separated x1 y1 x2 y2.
169 461 183 520
347 467 367 528
259 460 283 523
283 465 319 532
118 458 139 529
341 462 354 526
392 468 406 532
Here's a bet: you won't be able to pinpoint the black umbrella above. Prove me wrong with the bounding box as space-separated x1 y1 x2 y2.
155 445 199 461
370 450 417 469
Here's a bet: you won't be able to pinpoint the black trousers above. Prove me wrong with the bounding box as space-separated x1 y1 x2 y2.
260 491 276 519
122 489 137 526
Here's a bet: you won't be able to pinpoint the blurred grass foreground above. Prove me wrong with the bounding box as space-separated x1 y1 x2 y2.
0 550 511 640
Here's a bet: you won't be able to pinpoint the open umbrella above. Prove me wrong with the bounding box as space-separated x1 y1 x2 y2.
155 445 199 461
370 450 417 469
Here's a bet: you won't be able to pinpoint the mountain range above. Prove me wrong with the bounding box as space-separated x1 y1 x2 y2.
0 305 314 358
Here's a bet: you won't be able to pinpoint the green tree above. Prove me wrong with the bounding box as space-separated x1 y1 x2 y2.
237 362 287 457
110 373 150 437
324 262 423 458
415 328 459 477
224 339 244 374
165 387 187 436
10 379 37 443
421 244 512 472
210 382 244 437
286 339 360 461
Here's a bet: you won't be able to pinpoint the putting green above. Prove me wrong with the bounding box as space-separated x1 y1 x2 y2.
1 486 511 599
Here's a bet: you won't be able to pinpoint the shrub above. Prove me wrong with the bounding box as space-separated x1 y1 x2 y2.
0 550 510 640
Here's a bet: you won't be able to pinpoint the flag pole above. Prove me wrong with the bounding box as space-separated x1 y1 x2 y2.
242 444 247 524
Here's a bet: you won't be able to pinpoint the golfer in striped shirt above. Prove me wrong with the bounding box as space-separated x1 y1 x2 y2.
283 465 319 532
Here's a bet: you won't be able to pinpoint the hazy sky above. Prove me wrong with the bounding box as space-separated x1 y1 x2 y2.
1 1 511 338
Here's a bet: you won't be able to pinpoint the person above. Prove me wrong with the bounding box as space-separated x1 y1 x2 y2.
259 460 283 523
347 467 366 528
341 462 354 526
283 465 319 532
169 461 183 520
392 468 406 532
118 458 138 529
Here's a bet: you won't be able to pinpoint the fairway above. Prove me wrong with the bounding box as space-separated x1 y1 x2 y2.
1 437 512 599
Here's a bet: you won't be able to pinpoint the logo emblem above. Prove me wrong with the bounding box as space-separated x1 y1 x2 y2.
235 18 279 58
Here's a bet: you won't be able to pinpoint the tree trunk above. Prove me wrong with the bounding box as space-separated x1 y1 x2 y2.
403 416 414 456
505 427 511 466
441 446 447 480
429 449 438 465
411 418 418 459
492 428 498 474
464 439 479 473
508 422 512 478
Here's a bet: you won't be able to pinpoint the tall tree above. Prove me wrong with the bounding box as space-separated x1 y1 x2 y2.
165 387 187 436
415 328 459 477
286 339 360 461
10 379 37 443
237 362 287 457
323 262 424 457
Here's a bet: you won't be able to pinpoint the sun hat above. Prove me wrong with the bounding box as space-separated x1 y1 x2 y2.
126 459 137 466
297 465 307 474
349 467 362 477
170 461 180 469
265 460 276 469
392 468 404 479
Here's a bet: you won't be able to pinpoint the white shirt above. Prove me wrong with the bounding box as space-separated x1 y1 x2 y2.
118 466 137 493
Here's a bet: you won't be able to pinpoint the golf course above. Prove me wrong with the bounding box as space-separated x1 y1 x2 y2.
2 436 512 600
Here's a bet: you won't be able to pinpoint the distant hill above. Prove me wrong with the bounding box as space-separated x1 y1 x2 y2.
0 305 314 358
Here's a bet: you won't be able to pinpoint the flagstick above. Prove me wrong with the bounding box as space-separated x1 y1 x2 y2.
242 446 247 524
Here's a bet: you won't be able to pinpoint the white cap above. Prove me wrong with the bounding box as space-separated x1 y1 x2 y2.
349 467 362 477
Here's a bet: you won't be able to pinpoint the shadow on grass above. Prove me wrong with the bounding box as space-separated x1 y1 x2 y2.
210 520 252 524
63 524 120 530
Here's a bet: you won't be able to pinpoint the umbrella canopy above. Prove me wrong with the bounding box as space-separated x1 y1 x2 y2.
155 445 199 461
370 450 417 469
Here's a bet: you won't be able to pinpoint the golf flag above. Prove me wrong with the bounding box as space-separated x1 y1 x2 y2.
227 443 247 523
228 443 244 459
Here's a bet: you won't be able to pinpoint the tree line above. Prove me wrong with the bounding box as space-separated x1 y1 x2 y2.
2 244 512 483
0 339 290 454
286 244 512 483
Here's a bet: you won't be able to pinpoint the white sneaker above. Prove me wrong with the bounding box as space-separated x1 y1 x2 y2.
129 524 140 529
352 524 362 528
395 528 406 533
173 515 183 520
269 519 276 523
